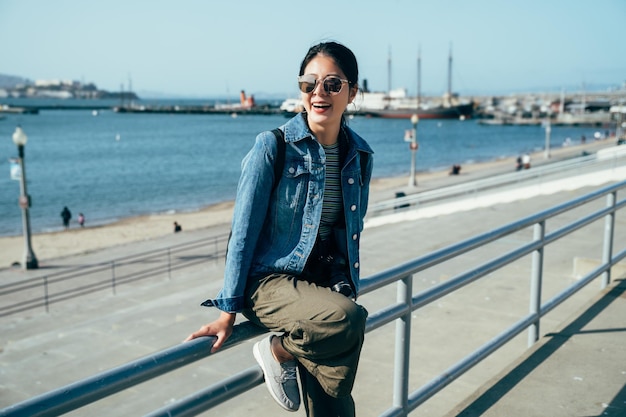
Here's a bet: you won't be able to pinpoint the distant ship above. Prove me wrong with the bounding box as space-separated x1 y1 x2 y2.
358 47 474 119
356 90 474 119
361 103 474 119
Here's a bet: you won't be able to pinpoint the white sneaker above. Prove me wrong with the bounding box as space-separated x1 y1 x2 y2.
253 335 300 412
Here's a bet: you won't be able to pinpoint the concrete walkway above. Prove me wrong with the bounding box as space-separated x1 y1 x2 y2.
448 277 626 417
1 151 625 416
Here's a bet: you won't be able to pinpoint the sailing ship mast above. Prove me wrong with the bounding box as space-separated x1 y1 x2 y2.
445 43 453 107
417 46 421 109
448 44 453 99
387 46 392 93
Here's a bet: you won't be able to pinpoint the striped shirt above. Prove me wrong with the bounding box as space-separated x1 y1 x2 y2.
319 141 342 240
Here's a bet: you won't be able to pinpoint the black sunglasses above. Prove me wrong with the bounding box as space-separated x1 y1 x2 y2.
298 74 349 95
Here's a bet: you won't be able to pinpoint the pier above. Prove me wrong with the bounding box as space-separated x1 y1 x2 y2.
113 103 284 115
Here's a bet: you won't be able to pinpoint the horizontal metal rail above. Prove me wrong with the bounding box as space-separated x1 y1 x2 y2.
0 233 229 317
2 180 624 417
0 321 266 417
367 149 625 217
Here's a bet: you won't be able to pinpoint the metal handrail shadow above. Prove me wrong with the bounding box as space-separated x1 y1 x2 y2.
450 278 626 416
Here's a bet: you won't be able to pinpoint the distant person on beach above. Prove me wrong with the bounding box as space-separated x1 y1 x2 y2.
186 41 373 416
449 164 461 175
173 221 182 233
522 153 531 169
516 156 523 171
78 213 85 228
60 206 72 229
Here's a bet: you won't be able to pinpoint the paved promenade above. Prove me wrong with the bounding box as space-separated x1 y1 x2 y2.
448 277 626 417
1 147 625 416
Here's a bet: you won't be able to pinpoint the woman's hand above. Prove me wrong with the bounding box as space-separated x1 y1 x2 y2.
184 311 236 353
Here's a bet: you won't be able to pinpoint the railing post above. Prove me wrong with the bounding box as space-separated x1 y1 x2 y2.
601 191 616 289
167 248 172 280
528 220 545 347
214 237 219 264
393 274 413 415
111 261 117 295
43 276 49 313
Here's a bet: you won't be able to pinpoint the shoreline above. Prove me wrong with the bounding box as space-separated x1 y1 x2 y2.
0 138 616 268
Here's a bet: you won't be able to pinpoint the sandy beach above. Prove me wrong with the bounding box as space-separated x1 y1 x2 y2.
0 139 616 268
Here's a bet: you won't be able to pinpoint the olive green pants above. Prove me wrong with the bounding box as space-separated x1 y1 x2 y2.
243 273 368 417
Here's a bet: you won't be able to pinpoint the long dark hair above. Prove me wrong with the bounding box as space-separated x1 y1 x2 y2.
299 41 359 89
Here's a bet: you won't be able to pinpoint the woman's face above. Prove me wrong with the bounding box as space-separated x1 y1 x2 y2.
300 55 357 131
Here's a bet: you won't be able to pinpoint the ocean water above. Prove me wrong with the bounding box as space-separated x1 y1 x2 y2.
0 105 604 237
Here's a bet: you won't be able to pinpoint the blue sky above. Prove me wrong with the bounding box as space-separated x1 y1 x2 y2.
1 0 624 98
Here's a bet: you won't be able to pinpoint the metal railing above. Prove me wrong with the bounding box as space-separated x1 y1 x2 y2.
2 179 625 417
0 233 230 317
367 147 625 217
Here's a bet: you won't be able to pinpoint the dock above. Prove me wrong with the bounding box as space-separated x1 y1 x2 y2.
113 104 284 116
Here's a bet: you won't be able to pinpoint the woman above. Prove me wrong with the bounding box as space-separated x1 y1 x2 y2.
186 41 373 416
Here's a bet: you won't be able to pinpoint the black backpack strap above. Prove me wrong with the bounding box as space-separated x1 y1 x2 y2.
271 128 285 190
359 152 369 179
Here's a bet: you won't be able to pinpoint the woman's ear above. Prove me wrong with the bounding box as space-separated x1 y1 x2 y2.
348 85 358 104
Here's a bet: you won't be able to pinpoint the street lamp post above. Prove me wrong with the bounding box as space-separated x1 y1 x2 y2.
12 126 38 270
544 112 552 159
408 113 419 187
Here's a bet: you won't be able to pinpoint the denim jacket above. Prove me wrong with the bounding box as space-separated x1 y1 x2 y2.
203 113 374 312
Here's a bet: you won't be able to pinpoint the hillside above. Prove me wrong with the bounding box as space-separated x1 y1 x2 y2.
0 74 138 100
0 74 30 89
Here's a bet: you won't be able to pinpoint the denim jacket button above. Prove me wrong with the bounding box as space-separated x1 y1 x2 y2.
352 233 358 240
289 167 295 174
348 178 355 185
350 204 357 211
354 262 360 269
